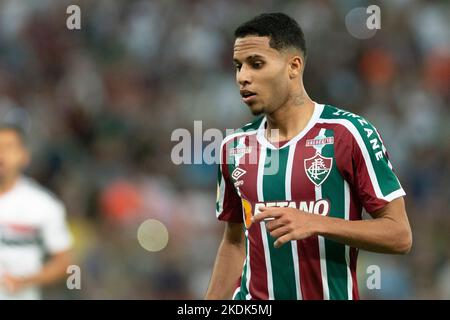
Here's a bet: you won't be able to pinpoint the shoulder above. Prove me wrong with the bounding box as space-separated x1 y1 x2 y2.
220 116 263 150
240 117 264 132
318 104 381 143
18 177 66 215
318 104 389 165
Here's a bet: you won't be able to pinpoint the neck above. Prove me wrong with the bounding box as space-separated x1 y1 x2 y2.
0 175 19 196
265 89 315 142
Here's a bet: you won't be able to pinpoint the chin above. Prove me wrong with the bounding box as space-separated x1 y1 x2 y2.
251 110 264 116
248 104 264 116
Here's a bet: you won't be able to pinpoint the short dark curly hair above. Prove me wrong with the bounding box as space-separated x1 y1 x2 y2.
234 12 307 57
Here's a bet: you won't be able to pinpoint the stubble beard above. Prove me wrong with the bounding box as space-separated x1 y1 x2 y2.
248 102 265 116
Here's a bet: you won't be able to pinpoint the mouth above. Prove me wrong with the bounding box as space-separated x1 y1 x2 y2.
240 90 257 104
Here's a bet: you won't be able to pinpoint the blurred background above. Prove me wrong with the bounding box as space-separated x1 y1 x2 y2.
0 0 448 299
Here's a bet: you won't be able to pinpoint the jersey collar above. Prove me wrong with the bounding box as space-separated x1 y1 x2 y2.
256 102 324 150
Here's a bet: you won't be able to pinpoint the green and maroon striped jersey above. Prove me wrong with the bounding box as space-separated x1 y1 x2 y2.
216 103 405 300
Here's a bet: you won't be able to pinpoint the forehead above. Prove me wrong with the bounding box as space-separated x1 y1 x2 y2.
233 36 279 60
0 129 23 144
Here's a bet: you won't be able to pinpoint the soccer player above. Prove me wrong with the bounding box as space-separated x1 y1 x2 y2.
205 13 412 300
0 124 73 299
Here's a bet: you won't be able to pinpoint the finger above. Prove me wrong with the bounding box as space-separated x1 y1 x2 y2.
259 206 279 212
252 213 273 223
270 226 290 239
265 219 285 232
252 212 266 223
252 210 283 223
274 233 294 248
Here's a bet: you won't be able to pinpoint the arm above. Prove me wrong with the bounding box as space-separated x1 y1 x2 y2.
1 249 73 294
205 222 246 300
253 197 412 254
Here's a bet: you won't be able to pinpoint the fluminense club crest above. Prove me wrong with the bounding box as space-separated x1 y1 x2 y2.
304 153 333 187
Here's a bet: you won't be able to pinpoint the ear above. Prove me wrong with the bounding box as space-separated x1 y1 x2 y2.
288 55 303 79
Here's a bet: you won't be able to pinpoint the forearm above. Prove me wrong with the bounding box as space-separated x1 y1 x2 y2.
22 250 72 287
317 216 412 254
205 240 245 300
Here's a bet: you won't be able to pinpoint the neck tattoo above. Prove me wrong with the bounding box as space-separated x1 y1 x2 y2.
292 92 306 107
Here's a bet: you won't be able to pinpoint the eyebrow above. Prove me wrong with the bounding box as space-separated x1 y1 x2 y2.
233 54 265 64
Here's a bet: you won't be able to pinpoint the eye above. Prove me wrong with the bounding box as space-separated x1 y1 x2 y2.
252 61 263 69
234 64 242 71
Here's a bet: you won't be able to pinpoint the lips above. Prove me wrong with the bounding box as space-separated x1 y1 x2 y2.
240 89 257 103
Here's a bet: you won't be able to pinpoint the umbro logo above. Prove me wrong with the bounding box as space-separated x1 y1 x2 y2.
231 167 246 180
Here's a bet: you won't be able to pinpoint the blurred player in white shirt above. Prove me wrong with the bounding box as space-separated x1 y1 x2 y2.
0 124 73 299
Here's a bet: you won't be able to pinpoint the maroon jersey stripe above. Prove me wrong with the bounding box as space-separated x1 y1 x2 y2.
350 247 359 300
291 126 324 300
218 139 243 223
236 134 269 299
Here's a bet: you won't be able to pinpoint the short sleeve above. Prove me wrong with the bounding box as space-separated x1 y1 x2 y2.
41 200 73 254
336 120 406 213
215 140 243 223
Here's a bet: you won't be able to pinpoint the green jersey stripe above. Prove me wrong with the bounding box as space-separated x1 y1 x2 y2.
218 102 406 300
344 181 353 299
238 232 250 299
263 148 297 300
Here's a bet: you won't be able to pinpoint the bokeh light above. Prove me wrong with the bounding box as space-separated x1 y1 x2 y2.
137 219 169 252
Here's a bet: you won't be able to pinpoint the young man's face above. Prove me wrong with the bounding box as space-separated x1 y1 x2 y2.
233 36 292 116
0 129 29 182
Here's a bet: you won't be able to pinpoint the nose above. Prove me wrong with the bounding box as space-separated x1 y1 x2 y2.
237 65 251 87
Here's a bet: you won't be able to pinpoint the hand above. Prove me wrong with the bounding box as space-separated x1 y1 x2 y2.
252 206 322 248
0 273 27 294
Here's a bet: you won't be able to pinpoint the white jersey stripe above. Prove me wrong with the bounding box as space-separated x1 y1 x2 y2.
256 103 324 150
316 128 330 300
232 286 241 300
384 189 406 202
344 180 353 300
256 146 275 299
216 173 225 218
317 118 405 201
245 229 252 300
285 143 302 300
